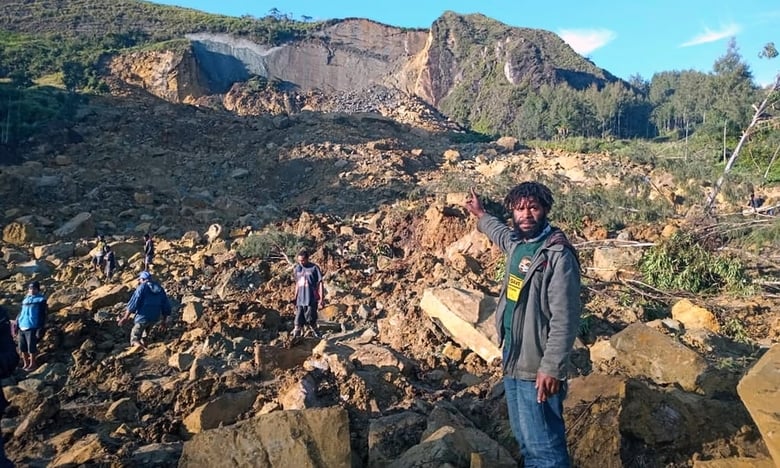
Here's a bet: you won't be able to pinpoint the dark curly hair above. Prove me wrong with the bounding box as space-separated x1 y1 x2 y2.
504 182 554 211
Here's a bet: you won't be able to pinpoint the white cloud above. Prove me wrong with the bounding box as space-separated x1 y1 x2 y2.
680 24 741 47
557 28 616 55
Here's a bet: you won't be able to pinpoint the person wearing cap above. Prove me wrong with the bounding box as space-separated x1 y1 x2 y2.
118 271 171 349
16 281 48 371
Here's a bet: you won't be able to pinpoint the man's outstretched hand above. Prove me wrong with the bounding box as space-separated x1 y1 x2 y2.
463 187 486 218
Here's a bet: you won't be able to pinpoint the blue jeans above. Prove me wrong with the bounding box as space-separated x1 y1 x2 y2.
504 376 570 467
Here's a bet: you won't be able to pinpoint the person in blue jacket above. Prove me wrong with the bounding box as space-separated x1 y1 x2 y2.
117 271 171 349
16 281 47 371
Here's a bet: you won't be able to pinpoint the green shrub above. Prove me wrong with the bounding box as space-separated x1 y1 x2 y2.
237 228 311 260
721 317 751 344
639 231 750 293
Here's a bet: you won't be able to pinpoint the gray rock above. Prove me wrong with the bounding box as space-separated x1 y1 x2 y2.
53 212 95 240
368 411 426 467
105 397 139 422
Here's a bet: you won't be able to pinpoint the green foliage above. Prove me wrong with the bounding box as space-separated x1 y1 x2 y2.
0 83 70 146
493 256 506 282
721 317 751 344
236 228 312 260
639 231 750 293
0 0 329 83
61 61 85 92
578 311 595 336
8 69 32 88
550 178 674 233
739 217 780 250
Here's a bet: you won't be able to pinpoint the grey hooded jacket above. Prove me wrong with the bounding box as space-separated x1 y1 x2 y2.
477 215 581 380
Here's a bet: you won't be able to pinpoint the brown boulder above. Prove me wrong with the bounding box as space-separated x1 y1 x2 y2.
737 345 780 465
2 221 38 245
178 407 350 468
610 322 708 392
182 390 258 434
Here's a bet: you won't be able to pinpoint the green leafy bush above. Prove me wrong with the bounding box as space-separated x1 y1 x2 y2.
237 228 311 260
639 231 750 293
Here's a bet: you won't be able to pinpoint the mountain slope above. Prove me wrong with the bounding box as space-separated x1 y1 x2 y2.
0 0 626 137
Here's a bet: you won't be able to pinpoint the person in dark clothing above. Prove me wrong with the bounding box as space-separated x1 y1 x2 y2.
0 306 18 467
103 245 117 280
143 233 155 271
291 249 324 338
464 182 581 468
118 271 171 349
16 281 47 371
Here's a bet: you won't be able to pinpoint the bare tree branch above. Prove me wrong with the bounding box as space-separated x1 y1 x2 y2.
706 74 780 213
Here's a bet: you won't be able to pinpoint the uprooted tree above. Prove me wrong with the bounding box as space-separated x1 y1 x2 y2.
706 43 780 213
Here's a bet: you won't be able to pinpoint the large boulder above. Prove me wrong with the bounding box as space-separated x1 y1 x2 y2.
278 374 320 410
350 343 413 376
565 374 625 467
610 322 708 392
591 246 643 281
565 373 756 467
109 241 144 260
82 284 131 311
671 299 721 333
33 242 75 262
182 389 258 434
420 287 500 364
368 411 427 467
178 407 351 468
390 422 515 468
53 212 95 240
737 345 780 465
48 287 87 312
2 221 39 245
50 433 107 467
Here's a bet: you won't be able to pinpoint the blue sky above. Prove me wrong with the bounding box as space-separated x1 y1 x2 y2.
153 0 779 86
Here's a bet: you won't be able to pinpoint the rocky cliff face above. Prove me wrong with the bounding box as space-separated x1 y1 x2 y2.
182 19 428 95
106 14 616 117
108 48 210 104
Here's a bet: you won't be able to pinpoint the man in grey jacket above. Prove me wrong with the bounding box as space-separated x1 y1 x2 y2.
464 182 581 467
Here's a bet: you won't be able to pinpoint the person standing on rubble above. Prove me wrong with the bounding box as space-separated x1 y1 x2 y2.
291 249 325 338
118 271 171 349
143 233 155 271
463 182 581 467
16 281 47 371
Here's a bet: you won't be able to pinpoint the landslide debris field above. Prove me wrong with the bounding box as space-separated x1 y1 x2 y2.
0 85 778 467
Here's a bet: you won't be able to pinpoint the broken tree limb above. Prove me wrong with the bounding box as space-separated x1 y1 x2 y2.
706 74 780 213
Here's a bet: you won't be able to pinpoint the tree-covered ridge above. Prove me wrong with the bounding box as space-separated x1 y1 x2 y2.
0 0 326 42
0 0 328 91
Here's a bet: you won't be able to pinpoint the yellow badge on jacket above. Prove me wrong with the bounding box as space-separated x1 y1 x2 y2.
507 274 523 301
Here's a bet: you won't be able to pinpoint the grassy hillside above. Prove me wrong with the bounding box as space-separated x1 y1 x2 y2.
0 0 325 42
432 12 619 135
0 0 326 81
